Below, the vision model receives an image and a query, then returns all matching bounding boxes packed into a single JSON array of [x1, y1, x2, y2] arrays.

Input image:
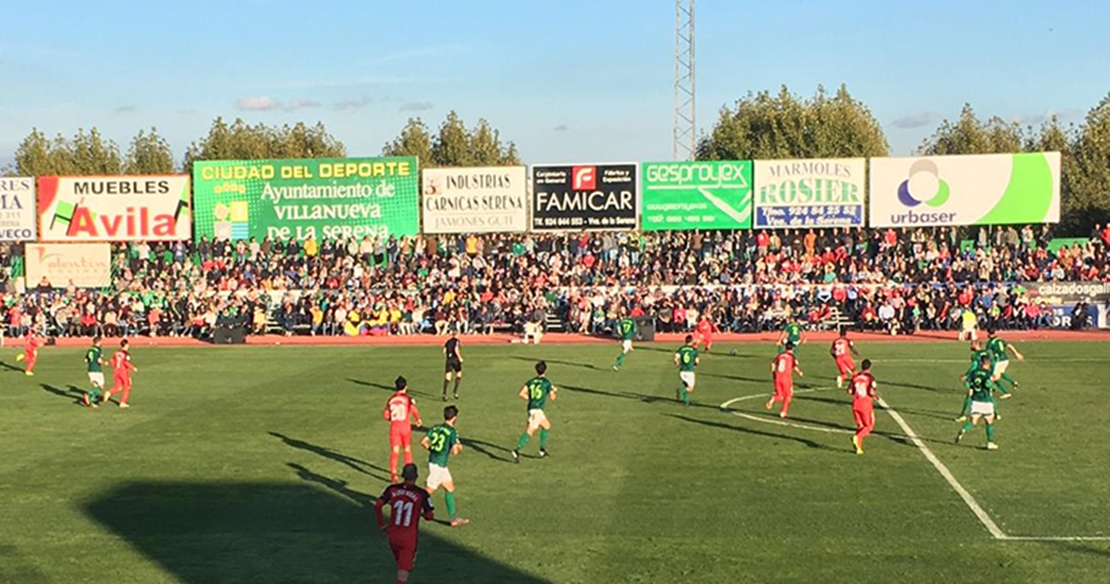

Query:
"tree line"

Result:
[[6, 87, 1110, 233]]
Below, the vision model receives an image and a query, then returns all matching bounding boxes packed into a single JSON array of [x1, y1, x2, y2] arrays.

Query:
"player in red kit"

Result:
[[104, 339, 139, 408], [766, 342, 803, 418], [693, 315, 718, 352], [830, 328, 861, 389], [14, 330, 43, 376], [849, 359, 878, 455], [384, 376, 423, 483], [375, 463, 434, 584]]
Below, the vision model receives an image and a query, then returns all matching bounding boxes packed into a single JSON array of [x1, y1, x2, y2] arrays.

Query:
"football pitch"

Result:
[[2, 340, 1108, 584]]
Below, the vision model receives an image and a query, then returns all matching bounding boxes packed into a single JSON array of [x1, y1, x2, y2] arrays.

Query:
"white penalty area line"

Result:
[[878, 397, 1110, 543]]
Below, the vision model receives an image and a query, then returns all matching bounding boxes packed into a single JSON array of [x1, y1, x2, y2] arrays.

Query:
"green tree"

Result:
[[382, 118, 434, 164], [917, 104, 1025, 155], [184, 118, 345, 172], [123, 127, 176, 174], [1068, 94, 1110, 232], [383, 111, 521, 167], [697, 84, 888, 160], [70, 128, 122, 175], [432, 110, 474, 167], [14, 127, 123, 176]]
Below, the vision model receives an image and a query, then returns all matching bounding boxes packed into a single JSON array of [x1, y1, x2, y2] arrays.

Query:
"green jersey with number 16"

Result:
[[525, 376, 554, 411]]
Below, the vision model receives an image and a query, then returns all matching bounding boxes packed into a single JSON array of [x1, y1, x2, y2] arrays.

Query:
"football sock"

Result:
[[679, 387, 690, 405], [515, 433, 530, 451], [89, 387, 102, 402], [402, 448, 414, 465], [445, 492, 457, 517], [985, 423, 995, 443], [453, 378, 461, 393], [442, 379, 449, 395], [960, 395, 972, 415], [389, 451, 399, 476], [1001, 373, 1017, 388], [614, 353, 626, 367], [961, 421, 974, 434], [539, 429, 549, 449]]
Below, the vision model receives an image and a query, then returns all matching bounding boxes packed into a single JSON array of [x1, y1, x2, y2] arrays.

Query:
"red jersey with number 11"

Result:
[[375, 483, 434, 540]]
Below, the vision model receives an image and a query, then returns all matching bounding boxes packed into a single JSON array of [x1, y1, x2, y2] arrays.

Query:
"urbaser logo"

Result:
[[572, 166, 596, 190]]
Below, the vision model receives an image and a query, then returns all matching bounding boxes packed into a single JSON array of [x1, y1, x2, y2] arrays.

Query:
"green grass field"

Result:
[[2, 339, 1108, 584]]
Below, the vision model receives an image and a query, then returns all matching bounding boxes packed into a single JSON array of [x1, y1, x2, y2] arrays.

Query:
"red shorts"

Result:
[[836, 358, 855, 376], [113, 377, 131, 389], [852, 407, 874, 428], [389, 535, 418, 571], [389, 425, 412, 448], [773, 377, 793, 397]]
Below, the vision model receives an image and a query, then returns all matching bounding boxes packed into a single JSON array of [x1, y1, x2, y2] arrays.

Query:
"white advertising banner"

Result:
[[0, 177, 36, 241], [754, 158, 865, 228], [869, 152, 1060, 227], [24, 243, 112, 288], [37, 175, 191, 241], [422, 167, 528, 233]]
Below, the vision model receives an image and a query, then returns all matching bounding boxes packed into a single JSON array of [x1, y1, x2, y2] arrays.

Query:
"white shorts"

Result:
[[427, 463, 453, 490], [992, 360, 1009, 376], [621, 339, 633, 352], [970, 401, 995, 418], [679, 371, 696, 388], [527, 409, 548, 431], [88, 372, 105, 386]]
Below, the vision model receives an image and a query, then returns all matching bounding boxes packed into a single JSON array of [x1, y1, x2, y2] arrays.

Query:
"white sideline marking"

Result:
[[721, 391, 1110, 542], [878, 397, 1110, 542], [876, 397, 1007, 539], [720, 388, 854, 435]]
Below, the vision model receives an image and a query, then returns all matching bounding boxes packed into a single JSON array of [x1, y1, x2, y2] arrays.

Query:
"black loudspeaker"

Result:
[[211, 326, 247, 345], [633, 316, 655, 342]]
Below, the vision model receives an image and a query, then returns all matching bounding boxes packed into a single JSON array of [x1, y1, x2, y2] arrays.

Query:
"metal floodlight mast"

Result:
[[674, 0, 696, 161]]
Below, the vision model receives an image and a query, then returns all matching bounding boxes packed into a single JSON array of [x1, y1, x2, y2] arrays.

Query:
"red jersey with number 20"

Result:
[[384, 392, 420, 427], [375, 483, 434, 540], [850, 371, 877, 410], [832, 338, 852, 359]]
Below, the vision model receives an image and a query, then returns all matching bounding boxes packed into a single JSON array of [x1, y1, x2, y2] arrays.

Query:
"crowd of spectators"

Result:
[[2, 223, 1109, 340]]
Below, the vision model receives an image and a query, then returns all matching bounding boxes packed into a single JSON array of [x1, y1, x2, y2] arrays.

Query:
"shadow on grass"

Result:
[[40, 384, 86, 406], [461, 437, 516, 463], [0, 361, 25, 373], [666, 413, 842, 452], [270, 432, 391, 481], [348, 378, 432, 398], [84, 474, 551, 584], [510, 355, 602, 372], [560, 384, 720, 411]]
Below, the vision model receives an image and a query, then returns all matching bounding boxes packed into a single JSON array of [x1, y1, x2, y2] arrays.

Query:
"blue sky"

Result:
[[1, 0, 1107, 167]]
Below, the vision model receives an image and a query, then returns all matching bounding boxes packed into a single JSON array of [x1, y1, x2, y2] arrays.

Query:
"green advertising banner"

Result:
[[641, 161, 752, 230], [192, 157, 419, 241]]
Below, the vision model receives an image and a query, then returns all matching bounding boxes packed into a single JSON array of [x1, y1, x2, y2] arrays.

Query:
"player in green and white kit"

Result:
[[512, 361, 557, 463], [421, 405, 468, 527], [612, 312, 637, 371], [82, 336, 107, 408], [674, 334, 700, 407], [778, 321, 805, 354], [986, 329, 1024, 392], [956, 340, 1005, 421], [956, 355, 1002, 450]]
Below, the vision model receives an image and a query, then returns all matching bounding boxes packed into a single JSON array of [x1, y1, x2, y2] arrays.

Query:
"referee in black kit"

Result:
[[443, 331, 464, 401]]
